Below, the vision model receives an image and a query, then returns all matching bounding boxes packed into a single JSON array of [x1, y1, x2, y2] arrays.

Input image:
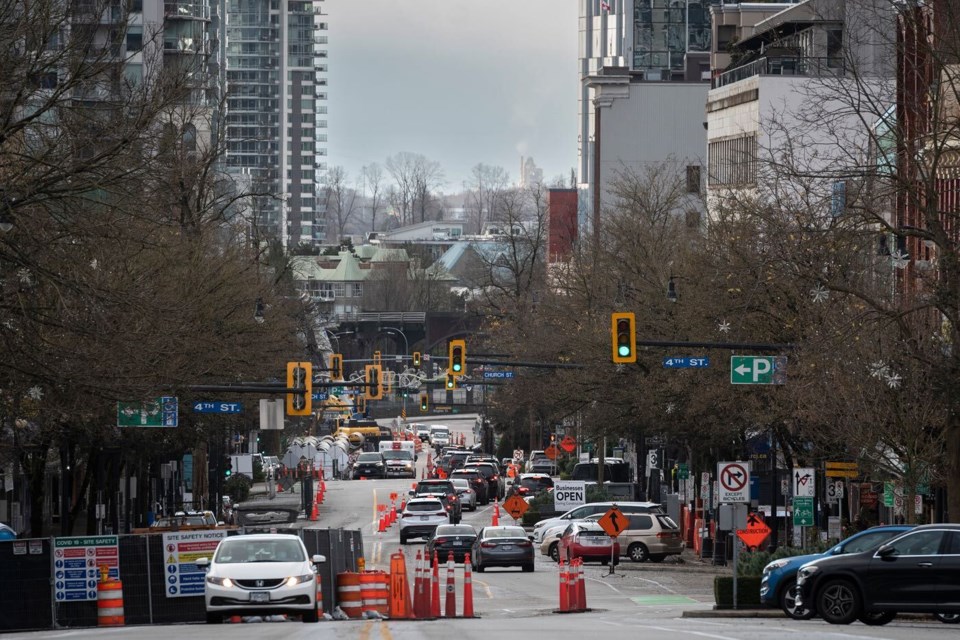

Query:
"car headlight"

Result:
[[797, 565, 819, 582], [763, 559, 791, 574], [286, 574, 315, 587], [207, 576, 234, 588]]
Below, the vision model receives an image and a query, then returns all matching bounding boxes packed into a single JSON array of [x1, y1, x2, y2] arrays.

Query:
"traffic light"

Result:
[[355, 394, 366, 415], [412, 351, 422, 368], [365, 364, 383, 400], [286, 361, 313, 416], [373, 350, 381, 365], [329, 353, 343, 380], [448, 339, 466, 377], [610, 312, 637, 364], [223, 455, 233, 479], [445, 373, 457, 390], [419, 392, 429, 412]]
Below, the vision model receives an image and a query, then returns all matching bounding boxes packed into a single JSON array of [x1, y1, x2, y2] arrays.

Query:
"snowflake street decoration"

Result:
[[810, 283, 830, 303], [885, 372, 902, 389], [90, 259, 99, 270], [665, 403, 676, 415], [868, 361, 888, 379], [890, 250, 910, 270], [17, 268, 32, 285], [26, 386, 43, 400], [717, 320, 731, 334]]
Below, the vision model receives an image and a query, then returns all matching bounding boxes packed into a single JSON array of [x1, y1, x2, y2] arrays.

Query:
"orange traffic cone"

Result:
[[557, 560, 569, 612], [413, 550, 425, 618], [389, 505, 397, 526], [463, 553, 475, 618], [310, 502, 318, 521], [444, 551, 456, 618], [492, 500, 500, 526], [431, 552, 441, 618], [575, 558, 586, 611], [378, 515, 386, 533]]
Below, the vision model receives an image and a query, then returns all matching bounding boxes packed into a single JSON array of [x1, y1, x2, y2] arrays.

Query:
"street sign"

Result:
[[482, 371, 514, 379], [553, 481, 586, 511], [717, 461, 750, 503], [883, 482, 895, 507], [793, 496, 814, 526], [826, 480, 844, 502], [503, 494, 528, 520], [544, 445, 559, 460], [311, 392, 328, 402], [677, 463, 689, 480], [793, 467, 815, 497], [192, 401, 243, 414], [598, 506, 628, 538], [117, 397, 178, 427], [825, 461, 859, 478], [730, 356, 787, 385], [560, 436, 576, 453], [662, 357, 710, 368], [736, 512, 771, 550]]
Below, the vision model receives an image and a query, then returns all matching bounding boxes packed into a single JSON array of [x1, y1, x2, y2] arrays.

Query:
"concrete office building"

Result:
[[224, 0, 328, 249]]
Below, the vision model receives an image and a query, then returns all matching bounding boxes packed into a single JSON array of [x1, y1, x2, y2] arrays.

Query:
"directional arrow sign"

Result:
[[793, 467, 815, 497], [730, 356, 787, 385], [717, 461, 750, 503], [598, 506, 627, 537]]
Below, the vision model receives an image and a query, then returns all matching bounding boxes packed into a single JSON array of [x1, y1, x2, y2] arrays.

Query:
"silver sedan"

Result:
[[451, 478, 477, 511]]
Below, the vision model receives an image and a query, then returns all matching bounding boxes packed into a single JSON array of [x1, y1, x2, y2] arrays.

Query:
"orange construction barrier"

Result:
[[444, 552, 456, 618], [360, 571, 389, 616], [557, 560, 569, 612], [336, 572, 363, 618], [388, 552, 413, 619], [462, 553, 475, 618], [574, 559, 587, 611], [413, 549, 426, 619], [431, 552, 441, 618], [96, 568, 124, 627], [492, 500, 500, 526]]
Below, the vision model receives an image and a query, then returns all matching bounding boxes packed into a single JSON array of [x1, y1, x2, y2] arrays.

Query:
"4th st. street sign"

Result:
[[730, 356, 788, 385], [192, 401, 243, 414]]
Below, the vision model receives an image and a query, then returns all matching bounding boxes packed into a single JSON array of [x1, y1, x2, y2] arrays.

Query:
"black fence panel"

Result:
[[300, 528, 364, 614], [0, 538, 53, 632]]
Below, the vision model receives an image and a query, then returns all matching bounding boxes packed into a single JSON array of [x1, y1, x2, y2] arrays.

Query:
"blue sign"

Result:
[[483, 371, 515, 379], [191, 401, 243, 414], [662, 357, 710, 369], [312, 392, 328, 402]]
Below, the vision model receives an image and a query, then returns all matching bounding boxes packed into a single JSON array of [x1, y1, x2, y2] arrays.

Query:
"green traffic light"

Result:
[[618, 345, 631, 357]]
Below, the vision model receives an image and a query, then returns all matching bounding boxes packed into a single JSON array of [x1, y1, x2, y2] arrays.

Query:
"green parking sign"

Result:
[[730, 356, 787, 385]]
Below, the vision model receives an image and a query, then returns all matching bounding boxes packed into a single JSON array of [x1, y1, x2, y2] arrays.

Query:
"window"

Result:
[[886, 531, 945, 556], [708, 134, 758, 187], [686, 165, 701, 194], [333, 283, 346, 297], [126, 26, 143, 52], [351, 283, 363, 298]]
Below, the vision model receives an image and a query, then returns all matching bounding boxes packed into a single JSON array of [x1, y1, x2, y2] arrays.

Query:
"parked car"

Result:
[[399, 498, 450, 544], [471, 526, 535, 572], [199, 533, 324, 623], [410, 479, 461, 523], [532, 501, 663, 543], [451, 478, 477, 511], [351, 452, 385, 479], [796, 524, 960, 625], [558, 521, 620, 565], [426, 524, 478, 564], [0, 523, 16, 540], [761, 525, 912, 619], [616, 512, 683, 563], [450, 469, 489, 504]]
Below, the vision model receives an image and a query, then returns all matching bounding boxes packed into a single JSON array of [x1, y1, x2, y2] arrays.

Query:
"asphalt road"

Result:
[[8, 415, 956, 638]]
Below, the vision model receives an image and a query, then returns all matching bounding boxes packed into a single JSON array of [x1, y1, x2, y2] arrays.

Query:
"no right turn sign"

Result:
[[717, 461, 750, 503]]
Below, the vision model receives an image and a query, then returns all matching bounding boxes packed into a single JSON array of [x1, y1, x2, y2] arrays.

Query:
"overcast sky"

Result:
[[327, 0, 579, 192]]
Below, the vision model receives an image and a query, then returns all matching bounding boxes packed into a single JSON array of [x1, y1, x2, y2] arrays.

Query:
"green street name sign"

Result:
[[793, 496, 814, 526], [730, 356, 787, 385]]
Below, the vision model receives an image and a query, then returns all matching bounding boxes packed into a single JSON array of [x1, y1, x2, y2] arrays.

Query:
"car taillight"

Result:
[[517, 541, 532, 548], [434, 538, 449, 545], [446, 505, 452, 511], [573, 535, 581, 544], [491, 475, 499, 481], [480, 542, 496, 548], [518, 487, 529, 494], [657, 532, 675, 539]]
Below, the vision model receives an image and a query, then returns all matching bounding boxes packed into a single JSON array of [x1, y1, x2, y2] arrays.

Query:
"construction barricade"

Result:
[[360, 571, 390, 616], [336, 572, 363, 618], [96, 566, 124, 627]]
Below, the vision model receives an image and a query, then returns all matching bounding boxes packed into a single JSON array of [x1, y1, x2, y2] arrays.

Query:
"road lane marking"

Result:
[[473, 578, 494, 599], [359, 620, 372, 640], [644, 624, 742, 640], [380, 621, 394, 640], [634, 576, 682, 595]]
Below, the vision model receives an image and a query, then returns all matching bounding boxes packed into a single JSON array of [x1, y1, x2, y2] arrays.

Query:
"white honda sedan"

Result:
[[199, 534, 325, 623]]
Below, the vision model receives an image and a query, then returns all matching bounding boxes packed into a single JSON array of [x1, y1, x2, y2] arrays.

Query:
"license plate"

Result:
[[251, 592, 269, 603], [421, 515, 428, 521], [501, 544, 512, 549], [453, 540, 461, 546]]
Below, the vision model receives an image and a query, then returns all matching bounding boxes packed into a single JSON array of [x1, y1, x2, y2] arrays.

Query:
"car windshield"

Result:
[[357, 453, 381, 462], [214, 539, 305, 563], [520, 476, 553, 490], [842, 529, 907, 553], [451, 479, 470, 491], [382, 451, 412, 461], [483, 527, 526, 539], [407, 501, 443, 512], [437, 525, 476, 536]]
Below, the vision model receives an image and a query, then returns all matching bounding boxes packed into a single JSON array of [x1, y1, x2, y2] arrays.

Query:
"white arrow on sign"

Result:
[[735, 359, 772, 381]]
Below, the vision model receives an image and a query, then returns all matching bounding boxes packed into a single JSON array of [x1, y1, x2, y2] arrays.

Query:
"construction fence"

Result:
[[0, 528, 363, 633]]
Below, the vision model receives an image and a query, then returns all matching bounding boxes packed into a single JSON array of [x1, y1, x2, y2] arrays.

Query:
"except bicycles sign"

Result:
[[717, 461, 750, 503]]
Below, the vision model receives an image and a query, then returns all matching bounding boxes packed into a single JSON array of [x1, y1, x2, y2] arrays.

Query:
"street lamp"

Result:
[[380, 327, 409, 357]]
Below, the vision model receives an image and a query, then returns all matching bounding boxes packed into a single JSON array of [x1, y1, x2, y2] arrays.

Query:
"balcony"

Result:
[[712, 56, 844, 90], [164, 1, 211, 20]]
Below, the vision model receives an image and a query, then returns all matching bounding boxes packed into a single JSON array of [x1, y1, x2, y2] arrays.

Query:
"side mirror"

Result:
[[408, 489, 416, 496], [312, 554, 327, 564], [197, 557, 210, 570], [877, 544, 896, 558]]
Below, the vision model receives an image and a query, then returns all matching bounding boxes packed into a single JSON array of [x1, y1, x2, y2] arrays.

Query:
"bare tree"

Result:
[[323, 165, 358, 241], [385, 152, 417, 225], [464, 163, 509, 234], [361, 163, 385, 233]]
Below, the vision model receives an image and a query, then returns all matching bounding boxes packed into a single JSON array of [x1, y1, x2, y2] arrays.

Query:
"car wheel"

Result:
[[475, 562, 484, 573], [400, 534, 407, 545], [522, 564, 534, 573], [549, 543, 561, 563], [628, 543, 649, 563], [303, 608, 319, 623], [858, 611, 895, 626], [779, 579, 814, 620], [205, 613, 222, 624], [816, 579, 861, 625], [936, 613, 960, 624]]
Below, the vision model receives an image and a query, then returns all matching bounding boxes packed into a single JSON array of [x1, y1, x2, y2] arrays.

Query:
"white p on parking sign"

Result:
[[553, 481, 586, 511]]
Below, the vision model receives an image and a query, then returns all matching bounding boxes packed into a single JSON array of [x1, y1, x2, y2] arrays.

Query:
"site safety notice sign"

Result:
[[53, 536, 119, 602], [163, 530, 227, 597]]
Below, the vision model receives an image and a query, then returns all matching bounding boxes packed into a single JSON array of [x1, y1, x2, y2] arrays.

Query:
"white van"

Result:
[[429, 425, 450, 447], [379, 440, 416, 459]]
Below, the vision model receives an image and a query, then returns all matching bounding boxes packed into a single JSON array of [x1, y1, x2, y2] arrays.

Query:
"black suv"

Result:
[[352, 452, 385, 479], [450, 469, 489, 504], [410, 479, 462, 524], [464, 463, 504, 501]]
